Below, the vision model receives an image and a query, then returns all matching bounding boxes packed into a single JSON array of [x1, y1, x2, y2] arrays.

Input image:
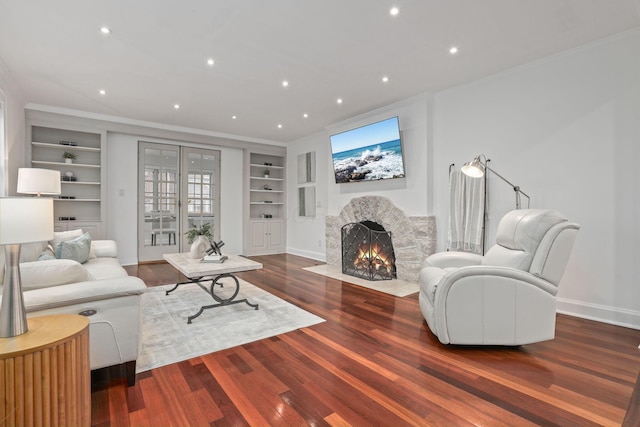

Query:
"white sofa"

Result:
[[419, 209, 580, 346], [0, 230, 146, 385]]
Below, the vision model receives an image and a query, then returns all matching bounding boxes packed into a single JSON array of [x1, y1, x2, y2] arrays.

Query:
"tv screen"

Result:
[[330, 116, 405, 183]]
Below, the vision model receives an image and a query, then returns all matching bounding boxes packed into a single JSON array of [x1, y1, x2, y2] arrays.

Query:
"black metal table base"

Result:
[[165, 272, 259, 324]]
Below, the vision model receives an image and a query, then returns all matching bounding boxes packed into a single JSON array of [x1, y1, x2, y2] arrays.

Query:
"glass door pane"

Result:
[[138, 142, 180, 261], [182, 148, 220, 249]]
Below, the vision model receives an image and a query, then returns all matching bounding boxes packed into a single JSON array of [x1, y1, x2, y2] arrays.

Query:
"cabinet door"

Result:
[[268, 221, 284, 251], [250, 221, 268, 252]]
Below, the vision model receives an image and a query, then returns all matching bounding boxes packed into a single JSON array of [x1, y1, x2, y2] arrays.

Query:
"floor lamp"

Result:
[[0, 197, 54, 337], [461, 154, 530, 209]]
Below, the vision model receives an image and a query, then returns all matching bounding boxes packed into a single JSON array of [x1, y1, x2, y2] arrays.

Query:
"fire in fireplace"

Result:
[[341, 220, 396, 281]]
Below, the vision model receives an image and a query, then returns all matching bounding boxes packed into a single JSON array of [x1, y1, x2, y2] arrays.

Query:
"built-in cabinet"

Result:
[[244, 151, 286, 255], [27, 122, 107, 239]]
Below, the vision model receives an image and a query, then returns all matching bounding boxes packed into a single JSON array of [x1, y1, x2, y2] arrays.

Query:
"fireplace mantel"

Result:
[[326, 196, 436, 283]]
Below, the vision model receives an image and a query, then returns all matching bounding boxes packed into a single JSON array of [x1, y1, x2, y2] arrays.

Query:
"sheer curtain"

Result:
[[448, 168, 485, 254]]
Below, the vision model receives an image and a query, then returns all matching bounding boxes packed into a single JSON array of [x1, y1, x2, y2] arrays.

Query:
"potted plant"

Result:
[[63, 151, 77, 164], [185, 222, 213, 258], [263, 168, 271, 178]]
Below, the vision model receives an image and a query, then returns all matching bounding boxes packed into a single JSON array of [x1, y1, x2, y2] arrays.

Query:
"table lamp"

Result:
[[17, 168, 61, 197], [0, 197, 54, 337]]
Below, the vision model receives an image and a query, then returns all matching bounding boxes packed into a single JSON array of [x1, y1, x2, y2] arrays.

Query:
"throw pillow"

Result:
[[55, 232, 92, 264], [50, 229, 84, 249]]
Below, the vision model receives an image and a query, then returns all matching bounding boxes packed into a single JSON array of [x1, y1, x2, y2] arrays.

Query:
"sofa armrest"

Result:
[[91, 240, 118, 258], [422, 251, 484, 269], [22, 276, 146, 312]]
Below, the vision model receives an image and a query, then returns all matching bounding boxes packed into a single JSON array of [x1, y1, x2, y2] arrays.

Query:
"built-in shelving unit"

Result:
[[244, 151, 286, 255], [27, 123, 107, 239]]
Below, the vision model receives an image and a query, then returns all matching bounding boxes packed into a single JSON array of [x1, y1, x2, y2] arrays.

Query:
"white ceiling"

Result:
[[1, 0, 639, 144]]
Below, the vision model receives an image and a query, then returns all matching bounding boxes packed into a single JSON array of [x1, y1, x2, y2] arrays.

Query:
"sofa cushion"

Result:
[[56, 232, 92, 264], [20, 259, 93, 291], [84, 257, 128, 280]]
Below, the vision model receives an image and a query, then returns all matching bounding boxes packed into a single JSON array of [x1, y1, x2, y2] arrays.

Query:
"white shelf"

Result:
[[32, 142, 101, 152], [250, 202, 284, 205], [250, 176, 283, 181], [32, 160, 100, 168], [29, 123, 106, 239], [250, 163, 284, 169], [61, 181, 100, 185], [250, 189, 284, 193]]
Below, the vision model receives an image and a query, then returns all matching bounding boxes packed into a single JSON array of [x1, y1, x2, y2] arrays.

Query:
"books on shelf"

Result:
[[201, 255, 228, 263]]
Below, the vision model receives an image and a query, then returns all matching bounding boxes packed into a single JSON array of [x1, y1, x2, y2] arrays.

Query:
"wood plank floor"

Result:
[[91, 254, 640, 426]]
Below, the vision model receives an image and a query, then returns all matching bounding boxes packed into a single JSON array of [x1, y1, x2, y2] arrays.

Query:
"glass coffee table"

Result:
[[163, 253, 263, 324]]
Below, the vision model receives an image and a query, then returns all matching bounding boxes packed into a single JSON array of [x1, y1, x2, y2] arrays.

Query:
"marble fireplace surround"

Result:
[[325, 196, 436, 283]]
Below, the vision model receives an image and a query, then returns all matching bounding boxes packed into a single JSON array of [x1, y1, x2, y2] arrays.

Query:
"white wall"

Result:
[[286, 132, 329, 260], [107, 133, 244, 265], [0, 58, 27, 195], [286, 95, 432, 260], [434, 30, 640, 329], [288, 29, 640, 329], [326, 96, 431, 217]]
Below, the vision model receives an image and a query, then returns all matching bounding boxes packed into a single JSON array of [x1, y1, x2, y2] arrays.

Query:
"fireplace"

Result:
[[326, 196, 436, 283], [342, 220, 396, 281]]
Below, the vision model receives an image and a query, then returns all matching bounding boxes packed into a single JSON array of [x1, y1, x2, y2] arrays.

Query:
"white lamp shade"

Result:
[[0, 198, 54, 244], [461, 158, 485, 178], [17, 168, 61, 195]]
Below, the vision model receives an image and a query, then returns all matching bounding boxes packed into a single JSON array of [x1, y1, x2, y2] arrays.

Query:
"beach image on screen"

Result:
[[330, 117, 405, 183]]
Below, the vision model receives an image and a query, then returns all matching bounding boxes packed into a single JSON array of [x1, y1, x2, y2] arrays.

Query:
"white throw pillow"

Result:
[[51, 229, 96, 260], [20, 259, 93, 291], [55, 232, 92, 264], [50, 229, 84, 249]]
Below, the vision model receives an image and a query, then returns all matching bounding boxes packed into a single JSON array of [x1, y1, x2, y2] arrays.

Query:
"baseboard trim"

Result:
[[557, 297, 640, 330], [286, 247, 326, 262]]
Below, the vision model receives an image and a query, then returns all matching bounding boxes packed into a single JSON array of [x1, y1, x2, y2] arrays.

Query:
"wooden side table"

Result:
[[0, 314, 90, 427]]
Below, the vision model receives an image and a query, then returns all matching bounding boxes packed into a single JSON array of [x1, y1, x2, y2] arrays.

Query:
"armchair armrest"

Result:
[[423, 251, 484, 269], [434, 266, 559, 345], [91, 240, 118, 258]]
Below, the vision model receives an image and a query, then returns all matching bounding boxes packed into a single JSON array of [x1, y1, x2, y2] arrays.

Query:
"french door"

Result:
[[138, 142, 220, 262]]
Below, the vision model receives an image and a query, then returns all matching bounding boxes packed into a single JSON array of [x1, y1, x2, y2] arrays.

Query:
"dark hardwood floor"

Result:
[[91, 254, 640, 426]]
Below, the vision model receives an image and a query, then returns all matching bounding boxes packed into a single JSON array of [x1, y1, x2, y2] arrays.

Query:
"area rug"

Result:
[[137, 279, 325, 373], [303, 264, 419, 297]]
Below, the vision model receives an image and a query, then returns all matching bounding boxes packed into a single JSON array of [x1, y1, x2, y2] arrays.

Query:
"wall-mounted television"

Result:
[[330, 116, 405, 183]]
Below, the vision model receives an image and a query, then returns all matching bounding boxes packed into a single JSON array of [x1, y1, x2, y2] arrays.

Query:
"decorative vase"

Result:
[[189, 235, 209, 259], [65, 158, 73, 164]]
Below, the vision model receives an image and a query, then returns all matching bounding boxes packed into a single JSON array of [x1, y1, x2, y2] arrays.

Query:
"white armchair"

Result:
[[419, 209, 579, 345]]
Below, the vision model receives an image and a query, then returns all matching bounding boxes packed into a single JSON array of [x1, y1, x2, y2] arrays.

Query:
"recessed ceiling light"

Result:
[[449, 46, 459, 55], [337, 98, 343, 104], [232, 115, 237, 120], [173, 104, 180, 109], [277, 124, 283, 129], [99, 89, 106, 95], [382, 76, 389, 83], [389, 6, 399, 16], [303, 113, 309, 118], [282, 80, 289, 88], [207, 58, 215, 66], [100, 26, 111, 35]]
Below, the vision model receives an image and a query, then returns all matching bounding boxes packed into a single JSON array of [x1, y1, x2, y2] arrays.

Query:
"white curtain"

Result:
[[448, 168, 485, 254]]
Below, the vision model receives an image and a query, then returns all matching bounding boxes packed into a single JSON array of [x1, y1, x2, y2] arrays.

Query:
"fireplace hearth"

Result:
[[342, 220, 396, 281]]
